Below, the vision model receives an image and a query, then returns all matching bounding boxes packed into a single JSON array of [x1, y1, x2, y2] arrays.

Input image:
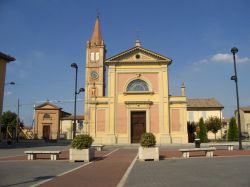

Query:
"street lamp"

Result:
[[230, 47, 243, 150], [71, 63, 85, 139], [5, 82, 15, 85]]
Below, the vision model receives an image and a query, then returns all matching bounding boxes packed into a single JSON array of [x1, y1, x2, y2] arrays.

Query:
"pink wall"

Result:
[[117, 73, 158, 92], [97, 109, 105, 132], [143, 74, 158, 92], [150, 104, 159, 133], [116, 104, 127, 133], [172, 109, 180, 131]]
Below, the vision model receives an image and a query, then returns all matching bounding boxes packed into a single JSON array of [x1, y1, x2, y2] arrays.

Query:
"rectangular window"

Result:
[[201, 111, 206, 120], [90, 52, 95, 61], [189, 112, 194, 123], [95, 52, 99, 61]]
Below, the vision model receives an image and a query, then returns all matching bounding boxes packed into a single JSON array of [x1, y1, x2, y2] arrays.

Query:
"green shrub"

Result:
[[227, 117, 238, 141], [71, 134, 93, 149], [198, 118, 208, 143], [140, 132, 156, 147]]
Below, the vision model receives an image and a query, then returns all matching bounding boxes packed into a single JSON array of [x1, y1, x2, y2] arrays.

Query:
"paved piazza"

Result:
[[124, 156, 250, 187]]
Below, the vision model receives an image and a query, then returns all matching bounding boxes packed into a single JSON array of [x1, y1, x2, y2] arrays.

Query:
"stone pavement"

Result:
[[1, 143, 250, 187], [124, 156, 250, 187]]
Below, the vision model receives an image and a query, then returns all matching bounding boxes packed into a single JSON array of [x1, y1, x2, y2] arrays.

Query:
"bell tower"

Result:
[[84, 16, 106, 131], [85, 16, 106, 98]]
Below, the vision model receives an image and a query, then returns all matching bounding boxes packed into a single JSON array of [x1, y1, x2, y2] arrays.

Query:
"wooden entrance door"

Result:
[[43, 125, 50, 140], [131, 111, 146, 143]]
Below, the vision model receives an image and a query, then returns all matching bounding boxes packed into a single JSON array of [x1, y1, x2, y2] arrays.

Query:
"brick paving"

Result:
[[40, 149, 137, 187]]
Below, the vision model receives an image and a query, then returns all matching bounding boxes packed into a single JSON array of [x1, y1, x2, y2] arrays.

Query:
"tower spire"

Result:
[[181, 81, 186, 96], [90, 16, 103, 46]]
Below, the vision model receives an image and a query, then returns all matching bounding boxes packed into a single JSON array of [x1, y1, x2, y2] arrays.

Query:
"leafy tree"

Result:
[[187, 121, 197, 142], [205, 116, 222, 140], [227, 117, 238, 141], [0, 111, 18, 138], [198, 117, 208, 143]]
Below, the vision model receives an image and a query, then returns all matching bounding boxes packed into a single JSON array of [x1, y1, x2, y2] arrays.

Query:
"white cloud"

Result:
[[194, 53, 250, 66], [211, 53, 232, 62]]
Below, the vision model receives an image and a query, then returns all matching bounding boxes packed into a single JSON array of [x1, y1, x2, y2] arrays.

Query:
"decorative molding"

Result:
[[170, 101, 187, 105], [124, 101, 153, 105], [123, 91, 154, 95], [89, 101, 108, 105]]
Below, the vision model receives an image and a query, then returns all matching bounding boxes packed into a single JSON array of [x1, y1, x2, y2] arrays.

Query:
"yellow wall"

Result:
[[239, 110, 250, 134], [0, 59, 7, 115], [34, 106, 60, 140], [187, 109, 224, 139]]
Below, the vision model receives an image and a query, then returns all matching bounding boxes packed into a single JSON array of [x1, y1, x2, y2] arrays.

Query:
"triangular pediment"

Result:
[[105, 46, 172, 65], [35, 102, 61, 110]]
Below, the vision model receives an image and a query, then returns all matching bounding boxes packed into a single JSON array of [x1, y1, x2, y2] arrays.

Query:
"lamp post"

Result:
[[230, 47, 243, 150], [71, 63, 85, 139], [16, 98, 20, 143]]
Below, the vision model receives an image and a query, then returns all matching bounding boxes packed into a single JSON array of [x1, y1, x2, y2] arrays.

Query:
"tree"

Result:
[[205, 116, 222, 140], [0, 111, 18, 139], [227, 117, 238, 141], [198, 117, 208, 143]]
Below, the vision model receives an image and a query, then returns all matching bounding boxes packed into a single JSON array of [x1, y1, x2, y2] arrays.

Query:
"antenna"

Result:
[[96, 8, 100, 18]]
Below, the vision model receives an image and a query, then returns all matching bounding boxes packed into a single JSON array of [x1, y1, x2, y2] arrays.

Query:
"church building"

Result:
[[84, 16, 188, 144]]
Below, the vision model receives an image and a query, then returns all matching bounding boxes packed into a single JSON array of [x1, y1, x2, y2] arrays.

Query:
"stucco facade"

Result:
[[187, 98, 224, 140], [83, 17, 188, 144], [238, 107, 250, 135], [0, 52, 15, 115], [34, 102, 84, 140]]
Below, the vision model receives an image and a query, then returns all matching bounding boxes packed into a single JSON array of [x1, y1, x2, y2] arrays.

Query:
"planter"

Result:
[[138, 146, 159, 161], [69, 148, 95, 162]]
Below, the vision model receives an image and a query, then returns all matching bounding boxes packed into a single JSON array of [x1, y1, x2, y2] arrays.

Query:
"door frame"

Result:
[[128, 109, 150, 143], [42, 124, 51, 140], [130, 111, 146, 143]]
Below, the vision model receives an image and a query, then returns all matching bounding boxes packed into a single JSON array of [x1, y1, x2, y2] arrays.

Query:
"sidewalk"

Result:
[[1, 145, 250, 187]]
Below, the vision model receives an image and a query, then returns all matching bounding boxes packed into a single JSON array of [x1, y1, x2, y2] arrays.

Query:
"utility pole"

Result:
[[16, 98, 20, 143]]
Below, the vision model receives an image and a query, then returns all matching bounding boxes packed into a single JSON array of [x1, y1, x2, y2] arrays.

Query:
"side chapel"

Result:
[[84, 16, 188, 144]]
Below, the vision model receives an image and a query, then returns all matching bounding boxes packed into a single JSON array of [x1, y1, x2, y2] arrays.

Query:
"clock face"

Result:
[[90, 71, 99, 79]]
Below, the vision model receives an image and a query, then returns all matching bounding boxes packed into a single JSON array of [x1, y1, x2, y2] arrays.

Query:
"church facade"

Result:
[[84, 17, 188, 144]]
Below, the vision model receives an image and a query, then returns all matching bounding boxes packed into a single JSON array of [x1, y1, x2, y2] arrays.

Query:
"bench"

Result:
[[24, 151, 61, 160], [179, 148, 216, 158], [91, 144, 104, 151], [209, 144, 234, 151]]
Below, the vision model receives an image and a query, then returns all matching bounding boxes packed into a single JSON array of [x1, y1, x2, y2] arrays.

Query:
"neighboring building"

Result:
[[60, 115, 84, 139], [0, 52, 15, 115], [187, 98, 224, 140], [34, 102, 84, 140], [238, 106, 250, 135], [83, 16, 188, 145]]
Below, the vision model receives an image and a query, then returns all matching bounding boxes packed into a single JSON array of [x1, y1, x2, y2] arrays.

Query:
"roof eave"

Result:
[[0, 52, 16, 62]]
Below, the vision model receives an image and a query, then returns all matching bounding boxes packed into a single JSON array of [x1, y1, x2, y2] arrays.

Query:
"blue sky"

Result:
[[1, 0, 250, 126]]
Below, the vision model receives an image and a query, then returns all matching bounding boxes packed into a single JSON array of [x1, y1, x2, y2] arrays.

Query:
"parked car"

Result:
[[241, 132, 249, 140]]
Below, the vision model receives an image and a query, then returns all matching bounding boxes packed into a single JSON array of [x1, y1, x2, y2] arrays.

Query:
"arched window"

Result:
[[127, 79, 149, 92], [43, 113, 51, 120]]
